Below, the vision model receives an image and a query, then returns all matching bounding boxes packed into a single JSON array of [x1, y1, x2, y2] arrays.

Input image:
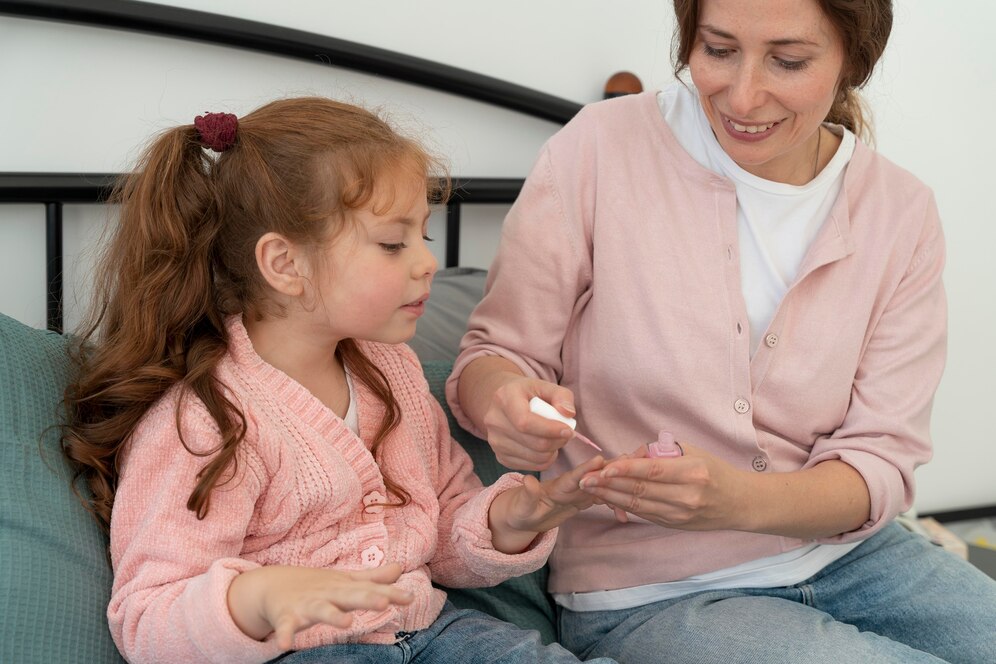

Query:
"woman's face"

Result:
[[688, 0, 845, 184]]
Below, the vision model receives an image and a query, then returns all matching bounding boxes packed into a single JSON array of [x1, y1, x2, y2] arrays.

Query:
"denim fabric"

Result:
[[268, 602, 616, 663], [558, 523, 996, 663]]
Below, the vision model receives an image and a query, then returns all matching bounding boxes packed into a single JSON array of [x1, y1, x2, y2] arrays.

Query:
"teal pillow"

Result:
[[0, 314, 124, 663], [421, 360, 557, 645]]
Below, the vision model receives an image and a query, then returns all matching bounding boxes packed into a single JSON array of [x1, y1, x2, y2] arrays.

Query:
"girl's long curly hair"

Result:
[[63, 97, 449, 530]]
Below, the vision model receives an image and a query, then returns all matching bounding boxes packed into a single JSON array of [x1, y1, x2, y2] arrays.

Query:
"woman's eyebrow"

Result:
[[699, 24, 820, 47]]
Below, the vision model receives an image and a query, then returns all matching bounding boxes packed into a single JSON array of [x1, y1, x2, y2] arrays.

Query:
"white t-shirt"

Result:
[[553, 84, 861, 612], [668, 83, 856, 354], [344, 371, 358, 435]]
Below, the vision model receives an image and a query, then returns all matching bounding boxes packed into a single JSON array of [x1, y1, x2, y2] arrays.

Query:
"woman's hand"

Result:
[[227, 563, 414, 650], [489, 455, 607, 553], [580, 443, 873, 538], [483, 375, 580, 471], [578, 442, 751, 531]]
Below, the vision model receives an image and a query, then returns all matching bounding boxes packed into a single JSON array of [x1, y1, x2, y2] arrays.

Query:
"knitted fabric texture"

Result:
[[108, 317, 554, 664]]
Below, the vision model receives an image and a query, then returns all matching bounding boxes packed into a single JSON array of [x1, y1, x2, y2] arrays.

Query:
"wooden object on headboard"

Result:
[[604, 71, 644, 99]]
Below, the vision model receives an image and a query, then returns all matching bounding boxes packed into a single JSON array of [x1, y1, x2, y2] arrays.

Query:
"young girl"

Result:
[[63, 98, 613, 664]]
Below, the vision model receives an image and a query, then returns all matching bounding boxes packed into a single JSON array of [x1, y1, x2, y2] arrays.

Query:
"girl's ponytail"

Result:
[[64, 122, 240, 529]]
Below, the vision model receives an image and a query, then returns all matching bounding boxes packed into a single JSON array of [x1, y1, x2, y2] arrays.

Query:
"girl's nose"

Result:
[[415, 238, 438, 280]]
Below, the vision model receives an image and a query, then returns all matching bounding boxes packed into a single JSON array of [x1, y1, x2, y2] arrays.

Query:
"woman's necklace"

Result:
[[812, 126, 823, 180]]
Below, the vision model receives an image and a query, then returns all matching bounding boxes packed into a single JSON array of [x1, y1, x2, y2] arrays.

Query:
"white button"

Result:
[[752, 456, 768, 472], [363, 490, 385, 514], [765, 334, 778, 348], [361, 545, 384, 567], [734, 398, 751, 414]]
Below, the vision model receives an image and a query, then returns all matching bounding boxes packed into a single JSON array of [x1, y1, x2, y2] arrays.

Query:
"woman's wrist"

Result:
[[738, 461, 871, 539], [458, 356, 523, 432]]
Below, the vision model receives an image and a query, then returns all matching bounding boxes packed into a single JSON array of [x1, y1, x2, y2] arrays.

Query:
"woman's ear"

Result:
[[255, 232, 308, 297]]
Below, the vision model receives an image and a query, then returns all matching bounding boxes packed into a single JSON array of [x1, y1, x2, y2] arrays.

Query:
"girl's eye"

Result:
[[702, 43, 732, 59], [776, 58, 809, 72], [380, 242, 406, 254]]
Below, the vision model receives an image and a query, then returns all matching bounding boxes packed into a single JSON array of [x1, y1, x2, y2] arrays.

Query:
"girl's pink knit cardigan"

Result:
[[107, 317, 554, 664]]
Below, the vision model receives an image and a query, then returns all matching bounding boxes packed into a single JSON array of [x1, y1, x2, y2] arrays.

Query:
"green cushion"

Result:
[[421, 360, 557, 645], [0, 313, 125, 663]]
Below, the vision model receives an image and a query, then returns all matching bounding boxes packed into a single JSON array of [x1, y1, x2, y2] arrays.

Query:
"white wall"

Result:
[[0, 0, 992, 513]]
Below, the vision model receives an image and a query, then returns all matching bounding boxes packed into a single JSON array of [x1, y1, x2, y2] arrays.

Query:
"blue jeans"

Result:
[[558, 522, 996, 663], [268, 602, 616, 663]]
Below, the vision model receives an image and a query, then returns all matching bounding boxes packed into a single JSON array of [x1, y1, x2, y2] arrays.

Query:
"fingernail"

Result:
[[601, 468, 617, 478], [559, 428, 574, 439], [561, 403, 576, 415]]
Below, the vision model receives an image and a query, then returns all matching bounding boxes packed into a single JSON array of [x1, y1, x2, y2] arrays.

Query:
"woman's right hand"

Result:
[[483, 376, 578, 471], [227, 562, 413, 650]]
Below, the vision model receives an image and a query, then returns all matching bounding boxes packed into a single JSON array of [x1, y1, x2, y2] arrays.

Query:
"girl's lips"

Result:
[[401, 296, 428, 315]]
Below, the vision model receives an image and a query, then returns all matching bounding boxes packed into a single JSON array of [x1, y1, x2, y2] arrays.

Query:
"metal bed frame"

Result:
[[0, 0, 583, 333]]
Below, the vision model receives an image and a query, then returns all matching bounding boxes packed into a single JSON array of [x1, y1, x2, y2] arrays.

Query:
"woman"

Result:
[[446, 0, 996, 661]]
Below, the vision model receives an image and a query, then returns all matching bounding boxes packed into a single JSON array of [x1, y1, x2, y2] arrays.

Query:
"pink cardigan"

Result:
[[446, 91, 946, 594], [108, 318, 554, 664]]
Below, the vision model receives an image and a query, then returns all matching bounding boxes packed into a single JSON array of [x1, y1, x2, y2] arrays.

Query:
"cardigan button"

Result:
[[363, 490, 386, 514], [752, 456, 768, 472], [360, 545, 384, 568], [765, 334, 779, 348], [734, 398, 751, 414]]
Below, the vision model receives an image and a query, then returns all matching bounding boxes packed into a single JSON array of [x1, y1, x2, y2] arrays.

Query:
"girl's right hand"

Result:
[[483, 376, 578, 471], [227, 562, 413, 650]]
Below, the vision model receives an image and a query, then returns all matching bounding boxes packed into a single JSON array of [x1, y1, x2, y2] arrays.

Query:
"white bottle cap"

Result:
[[528, 397, 576, 430]]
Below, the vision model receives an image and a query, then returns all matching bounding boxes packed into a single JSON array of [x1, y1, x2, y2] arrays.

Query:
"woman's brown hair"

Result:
[[671, 0, 893, 142], [63, 97, 449, 529]]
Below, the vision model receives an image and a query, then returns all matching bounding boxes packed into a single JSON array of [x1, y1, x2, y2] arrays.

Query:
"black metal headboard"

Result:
[[0, 0, 583, 332]]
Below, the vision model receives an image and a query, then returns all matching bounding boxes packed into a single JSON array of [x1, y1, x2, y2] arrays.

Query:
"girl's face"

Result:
[[689, 0, 845, 184], [310, 173, 437, 346]]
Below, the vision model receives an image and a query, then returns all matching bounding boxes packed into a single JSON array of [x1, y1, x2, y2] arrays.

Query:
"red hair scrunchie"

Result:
[[194, 112, 238, 152]]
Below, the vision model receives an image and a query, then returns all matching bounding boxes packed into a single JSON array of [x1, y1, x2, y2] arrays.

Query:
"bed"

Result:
[[0, 1, 595, 661]]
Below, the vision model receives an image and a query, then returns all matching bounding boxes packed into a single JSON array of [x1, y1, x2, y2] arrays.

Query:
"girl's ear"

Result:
[[255, 232, 308, 297]]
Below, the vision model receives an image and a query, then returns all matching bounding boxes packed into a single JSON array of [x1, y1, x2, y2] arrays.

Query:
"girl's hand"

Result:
[[489, 455, 606, 553], [578, 442, 750, 531], [483, 376, 579, 471], [227, 563, 413, 650]]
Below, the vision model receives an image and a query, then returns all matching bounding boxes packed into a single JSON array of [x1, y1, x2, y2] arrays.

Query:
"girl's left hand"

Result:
[[578, 442, 751, 531], [489, 455, 606, 553]]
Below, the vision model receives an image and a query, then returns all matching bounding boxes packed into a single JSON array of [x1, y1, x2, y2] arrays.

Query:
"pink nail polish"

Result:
[[647, 431, 682, 458], [571, 431, 603, 452]]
